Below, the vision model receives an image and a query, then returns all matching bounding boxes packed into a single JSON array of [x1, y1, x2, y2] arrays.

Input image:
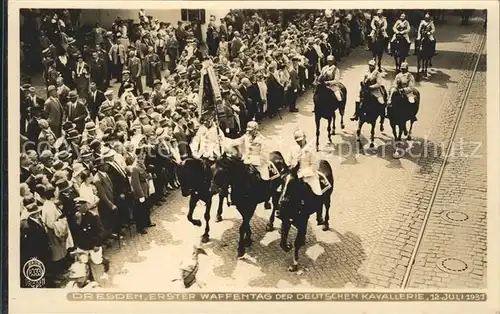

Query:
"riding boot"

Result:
[[350, 101, 360, 121]]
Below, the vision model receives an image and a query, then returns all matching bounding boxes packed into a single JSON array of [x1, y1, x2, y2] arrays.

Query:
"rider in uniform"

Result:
[[318, 55, 343, 102], [351, 59, 386, 121], [390, 13, 411, 51], [387, 62, 416, 106], [369, 10, 389, 42], [416, 13, 437, 56], [190, 111, 225, 174], [232, 120, 272, 209], [287, 129, 329, 196]]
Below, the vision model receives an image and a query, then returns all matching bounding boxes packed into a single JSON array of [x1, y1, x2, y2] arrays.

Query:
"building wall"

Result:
[[78, 9, 229, 41]]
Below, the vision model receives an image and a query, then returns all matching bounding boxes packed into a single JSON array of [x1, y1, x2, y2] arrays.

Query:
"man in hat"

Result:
[[175, 21, 188, 53], [288, 56, 301, 112], [26, 86, 46, 107], [118, 70, 137, 97], [230, 31, 243, 61], [131, 144, 155, 234], [146, 46, 163, 88], [369, 10, 389, 42], [87, 82, 106, 122], [109, 37, 127, 83], [44, 85, 65, 138], [191, 111, 225, 162], [93, 154, 120, 240], [44, 59, 59, 88], [304, 39, 320, 86], [318, 55, 344, 102], [390, 13, 411, 49], [387, 61, 416, 106], [89, 50, 108, 91], [20, 203, 52, 287], [351, 59, 387, 121], [56, 76, 71, 109], [416, 13, 437, 56], [26, 103, 43, 149], [127, 49, 143, 94], [154, 33, 166, 70], [66, 90, 88, 133], [151, 79, 164, 107], [66, 129, 82, 158]]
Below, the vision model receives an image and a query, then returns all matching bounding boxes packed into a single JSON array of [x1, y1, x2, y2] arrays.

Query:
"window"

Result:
[[181, 9, 206, 24]]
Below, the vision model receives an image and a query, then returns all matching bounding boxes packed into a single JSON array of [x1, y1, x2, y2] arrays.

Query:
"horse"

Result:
[[177, 157, 229, 243], [387, 88, 420, 145], [416, 31, 434, 80], [278, 160, 334, 272], [370, 28, 388, 71], [355, 82, 387, 148], [210, 152, 284, 258], [313, 80, 348, 152], [391, 34, 411, 72]]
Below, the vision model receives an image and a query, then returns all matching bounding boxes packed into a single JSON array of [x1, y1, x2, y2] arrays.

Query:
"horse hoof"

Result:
[[380, 125, 384, 132], [316, 146, 319, 152], [369, 143, 375, 148], [266, 223, 274, 232], [341, 124, 345, 129], [288, 264, 299, 272], [201, 234, 210, 243], [227, 201, 232, 207], [236, 250, 245, 259], [280, 242, 292, 252], [243, 238, 253, 248], [216, 216, 223, 222], [191, 219, 202, 227], [322, 223, 330, 231], [403, 130, 408, 136], [264, 202, 272, 210], [407, 136, 412, 141], [317, 218, 325, 226]]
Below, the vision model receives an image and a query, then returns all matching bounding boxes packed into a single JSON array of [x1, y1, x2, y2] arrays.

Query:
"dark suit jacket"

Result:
[[73, 211, 105, 250], [89, 58, 107, 88], [289, 67, 300, 90], [151, 90, 163, 107], [20, 167, 31, 183], [67, 101, 88, 132], [87, 89, 106, 120], [20, 218, 52, 267], [94, 171, 115, 211], [26, 118, 41, 145], [44, 97, 64, 137], [130, 164, 149, 200], [107, 161, 132, 202]]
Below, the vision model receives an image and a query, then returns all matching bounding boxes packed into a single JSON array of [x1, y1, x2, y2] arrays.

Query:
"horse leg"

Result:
[[216, 192, 224, 222], [315, 116, 321, 152], [407, 120, 415, 141], [266, 205, 276, 232], [380, 106, 386, 132], [237, 215, 248, 258], [243, 211, 253, 248], [289, 223, 307, 272], [356, 120, 363, 148], [187, 195, 202, 226], [280, 220, 292, 252], [339, 107, 345, 129], [326, 117, 332, 143], [370, 122, 375, 148], [377, 53, 382, 71], [201, 198, 212, 243], [391, 121, 398, 141], [322, 197, 331, 231]]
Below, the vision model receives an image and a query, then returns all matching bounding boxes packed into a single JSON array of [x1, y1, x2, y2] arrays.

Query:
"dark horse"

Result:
[[278, 160, 334, 272], [370, 28, 388, 71], [177, 157, 229, 243], [391, 34, 410, 72], [387, 88, 420, 146], [313, 81, 348, 151], [355, 82, 387, 148], [210, 152, 284, 258], [416, 31, 434, 80]]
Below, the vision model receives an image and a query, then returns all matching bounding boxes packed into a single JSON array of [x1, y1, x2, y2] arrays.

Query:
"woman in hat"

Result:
[[73, 54, 90, 97], [38, 184, 75, 277], [55, 47, 75, 89]]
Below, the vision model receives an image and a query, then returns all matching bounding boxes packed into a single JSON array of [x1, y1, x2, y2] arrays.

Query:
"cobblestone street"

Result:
[[89, 15, 488, 290]]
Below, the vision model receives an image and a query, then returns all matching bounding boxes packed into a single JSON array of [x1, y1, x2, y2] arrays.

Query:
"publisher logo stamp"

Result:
[[22, 258, 46, 288]]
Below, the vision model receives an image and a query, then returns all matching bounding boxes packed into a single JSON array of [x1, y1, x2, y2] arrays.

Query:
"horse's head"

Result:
[[209, 153, 236, 195], [277, 164, 302, 211]]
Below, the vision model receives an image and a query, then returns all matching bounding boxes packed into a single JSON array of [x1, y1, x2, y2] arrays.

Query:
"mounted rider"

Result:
[[318, 55, 344, 102], [390, 13, 411, 49], [190, 111, 225, 172], [287, 129, 330, 196], [369, 10, 389, 41], [416, 13, 437, 55], [351, 59, 386, 121], [387, 62, 416, 105], [231, 120, 272, 208]]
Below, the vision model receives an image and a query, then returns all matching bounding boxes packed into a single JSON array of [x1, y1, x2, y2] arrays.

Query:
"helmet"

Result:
[[401, 62, 409, 69], [400, 13, 406, 19], [425, 13, 431, 19], [246, 120, 259, 132], [377, 9, 383, 15], [368, 60, 376, 66], [293, 129, 305, 141]]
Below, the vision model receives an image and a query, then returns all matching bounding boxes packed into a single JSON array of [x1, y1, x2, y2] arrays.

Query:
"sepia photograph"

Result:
[[11, 2, 497, 305]]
